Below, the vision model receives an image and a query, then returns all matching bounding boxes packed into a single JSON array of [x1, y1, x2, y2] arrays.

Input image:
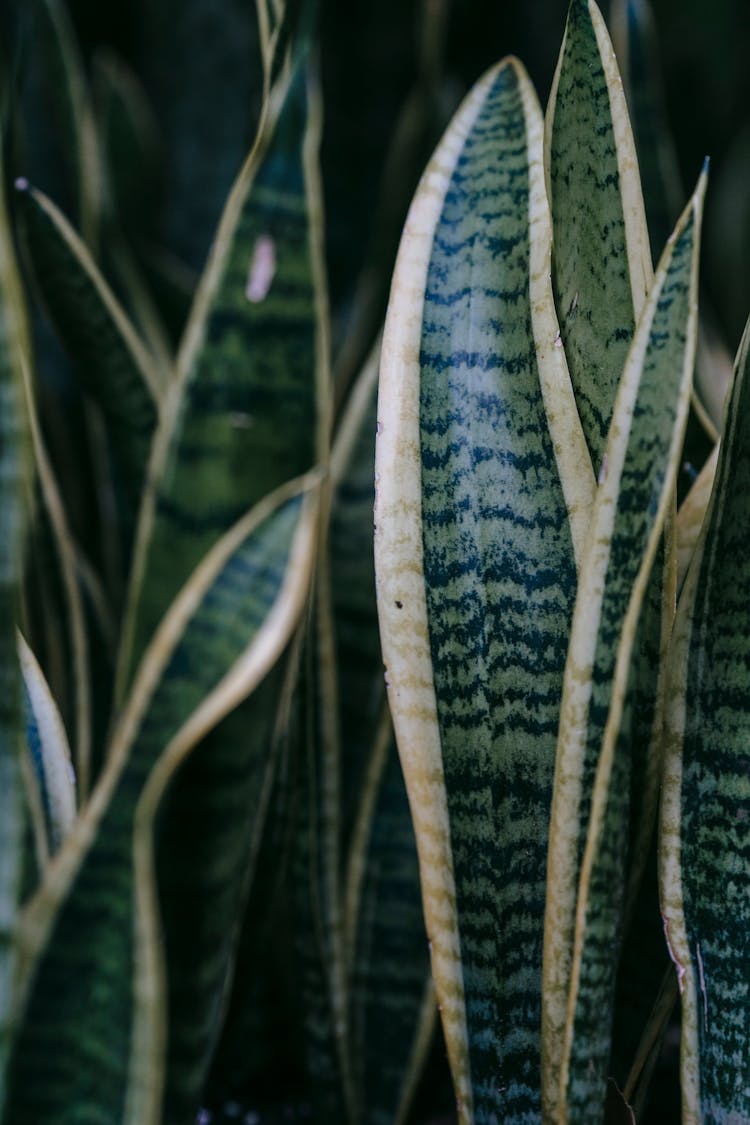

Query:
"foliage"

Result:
[[0, 1, 747, 1124]]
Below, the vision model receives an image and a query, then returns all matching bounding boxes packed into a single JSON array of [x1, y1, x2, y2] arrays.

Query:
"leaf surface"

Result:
[[660, 313, 750, 1123], [376, 55, 593, 1123], [544, 171, 705, 1122]]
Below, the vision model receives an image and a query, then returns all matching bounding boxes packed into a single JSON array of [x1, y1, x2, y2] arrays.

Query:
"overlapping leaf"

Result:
[[119, 49, 328, 696], [660, 314, 750, 1123], [544, 172, 705, 1123], [376, 55, 594, 1124], [6, 475, 319, 1125]]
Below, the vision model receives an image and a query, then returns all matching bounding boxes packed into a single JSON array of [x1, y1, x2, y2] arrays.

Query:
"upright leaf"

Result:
[[119, 51, 328, 695], [545, 0, 652, 475], [376, 56, 594, 1124], [660, 314, 750, 1123], [543, 172, 705, 1122], [17, 185, 161, 537], [7, 476, 319, 1125]]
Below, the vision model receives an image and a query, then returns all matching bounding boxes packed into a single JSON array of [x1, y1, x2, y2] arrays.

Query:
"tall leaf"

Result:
[[543, 171, 706, 1122], [6, 476, 319, 1125], [545, 0, 652, 476], [119, 50, 329, 696], [660, 314, 750, 1123], [376, 56, 594, 1124]]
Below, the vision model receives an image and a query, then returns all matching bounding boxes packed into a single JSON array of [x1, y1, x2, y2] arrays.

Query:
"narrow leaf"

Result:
[[545, 0, 652, 475], [18, 631, 75, 856], [543, 171, 706, 1122], [660, 312, 750, 1123], [376, 56, 593, 1123], [7, 475, 319, 1125], [119, 50, 329, 696], [17, 184, 161, 524]]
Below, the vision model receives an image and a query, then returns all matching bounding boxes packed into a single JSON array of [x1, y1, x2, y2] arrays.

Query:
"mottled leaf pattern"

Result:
[[661, 314, 750, 1124], [120, 52, 327, 693], [545, 0, 652, 476], [6, 479, 318, 1125], [544, 173, 705, 1122]]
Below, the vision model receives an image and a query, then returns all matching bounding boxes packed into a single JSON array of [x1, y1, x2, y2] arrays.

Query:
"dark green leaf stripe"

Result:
[[120, 51, 327, 694], [7, 483, 314, 1124], [17, 186, 160, 519], [661, 314, 750, 1122], [545, 175, 705, 1122], [546, 0, 651, 476], [0, 170, 29, 1114], [419, 60, 579, 1122], [349, 717, 433, 1125]]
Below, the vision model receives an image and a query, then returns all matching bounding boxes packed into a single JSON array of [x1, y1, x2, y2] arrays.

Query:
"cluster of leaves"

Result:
[[0, 1, 446, 1123], [0, 0, 749, 1123], [375, 0, 750, 1123]]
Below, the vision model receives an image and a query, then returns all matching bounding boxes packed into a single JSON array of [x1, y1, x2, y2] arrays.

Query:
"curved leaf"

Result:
[[376, 55, 593, 1124], [18, 631, 75, 857], [543, 171, 705, 1122], [660, 313, 750, 1123], [17, 184, 161, 526], [7, 475, 319, 1125], [119, 50, 329, 697]]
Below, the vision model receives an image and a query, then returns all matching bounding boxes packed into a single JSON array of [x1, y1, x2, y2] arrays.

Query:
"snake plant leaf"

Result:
[[7, 474, 319, 1125], [18, 631, 75, 857], [329, 344, 434, 1122], [0, 166, 30, 1117], [119, 49, 328, 698], [544, 170, 706, 1123], [24, 0, 100, 248], [675, 442, 718, 592], [610, 0, 733, 438], [17, 184, 161, 534], [545, 0, 652, 476], [155, 659, 289, 1123], [346, 709, 435, 1125], [660, 313, 750, 1123], [19, 356, 92, 796], [376, 55, 594, 1124]]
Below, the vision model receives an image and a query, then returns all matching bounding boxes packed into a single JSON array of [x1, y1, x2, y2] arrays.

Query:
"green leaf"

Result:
[[7, 474, 319, 1125], [331, 344, 434, 1123], [660, 312, 750, 1123], [543, 171, 706, 1123], [0, 165, 30, 1117], [119, 51, 329, 698], [545, 0, 652, 476], [376, 56, 594, 1123], [17, 184, 162, 533], [18, 631, 76, 857]]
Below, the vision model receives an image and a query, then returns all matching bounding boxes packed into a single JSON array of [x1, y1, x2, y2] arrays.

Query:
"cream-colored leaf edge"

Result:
[[675, 442, 719, 593], [375, 61, 510, 1125], [19, 357, 92, 802], [21, 187, 164, 404], [17, 630, 76, 854], [125, 482, 320, 1125], [118, 54, 328, 705], [556, 174, 705, 1122], [544, 0, 653, 321], [521, 67, 595, 568], [14, 473, 319, 1020], [659, 314, 750, 1124]]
